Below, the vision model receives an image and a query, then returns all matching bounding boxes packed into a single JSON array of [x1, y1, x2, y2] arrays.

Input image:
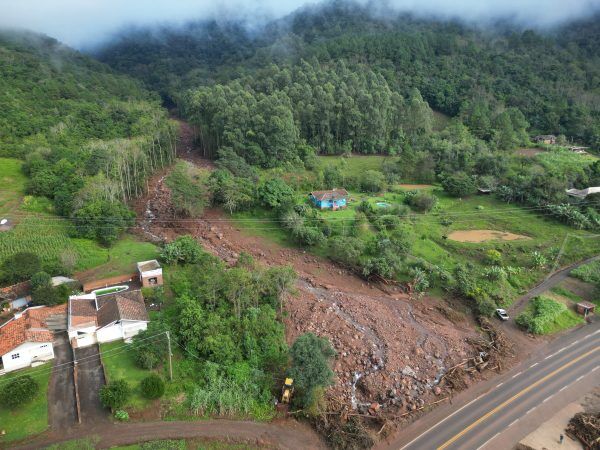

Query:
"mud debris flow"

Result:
[[133, 120, 517, 421]]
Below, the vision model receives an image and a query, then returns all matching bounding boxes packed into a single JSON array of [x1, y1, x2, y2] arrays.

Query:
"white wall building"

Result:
[[0, 304, 66, 374], [68, 290, 149, 349]]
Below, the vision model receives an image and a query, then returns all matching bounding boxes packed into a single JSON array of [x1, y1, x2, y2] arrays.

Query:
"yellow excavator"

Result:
[[281, 378, 294, 403]]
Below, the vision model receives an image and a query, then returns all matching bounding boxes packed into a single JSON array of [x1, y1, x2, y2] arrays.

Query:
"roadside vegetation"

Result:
[[99, 237, 334, 423], [0, 364, 51, 443], [516, 296, 584, 335]]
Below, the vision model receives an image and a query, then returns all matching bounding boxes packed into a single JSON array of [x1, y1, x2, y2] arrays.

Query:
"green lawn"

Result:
[[0, 157, 27, 214], [99, 341, 155, 412], [0, 363, 51, 443]]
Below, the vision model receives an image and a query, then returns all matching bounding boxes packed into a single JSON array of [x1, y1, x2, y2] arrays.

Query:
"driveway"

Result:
[[47, 333, 77, 431], [74, 344, 110, 424]]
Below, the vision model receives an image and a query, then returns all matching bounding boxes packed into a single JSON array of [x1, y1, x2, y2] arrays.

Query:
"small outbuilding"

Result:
[[137, 260, 163, 287], [309, 189, 349, 210], [576, 301, 595, 317], [532, 135, 556, 145]]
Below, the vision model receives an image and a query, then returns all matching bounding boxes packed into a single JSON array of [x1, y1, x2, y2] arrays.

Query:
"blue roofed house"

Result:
[[309, 189, 349, 210]]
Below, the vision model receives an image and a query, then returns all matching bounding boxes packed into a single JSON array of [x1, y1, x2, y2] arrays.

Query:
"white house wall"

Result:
[[122, 321, 147, 341], [96, 323, 123, 343], [1, 341, 54, 373]]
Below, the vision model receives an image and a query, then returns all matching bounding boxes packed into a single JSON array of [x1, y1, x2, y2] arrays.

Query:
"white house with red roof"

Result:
[[68, 290, 149, 349], [0, 304, 67, 373]]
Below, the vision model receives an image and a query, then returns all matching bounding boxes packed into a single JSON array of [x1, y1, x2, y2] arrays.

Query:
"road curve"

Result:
[[509, 254, 600, 315], [383, 323, 600, 450]]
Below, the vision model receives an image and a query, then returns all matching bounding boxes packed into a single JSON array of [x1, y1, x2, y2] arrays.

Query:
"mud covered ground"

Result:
[[130, 121, 520, 420]]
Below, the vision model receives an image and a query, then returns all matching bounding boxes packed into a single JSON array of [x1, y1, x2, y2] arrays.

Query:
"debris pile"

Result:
[[567, 412, 600, 449]]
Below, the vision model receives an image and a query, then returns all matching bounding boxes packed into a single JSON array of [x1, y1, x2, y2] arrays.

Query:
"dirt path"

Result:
[[509, 254, 600, 315], [16, 418, 325, 450]]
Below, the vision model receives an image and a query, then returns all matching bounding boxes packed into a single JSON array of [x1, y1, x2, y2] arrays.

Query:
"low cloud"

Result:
[[1, 0, 598, 48]]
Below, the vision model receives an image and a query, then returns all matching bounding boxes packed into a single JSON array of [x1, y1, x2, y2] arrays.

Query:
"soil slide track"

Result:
[[133, 121, 483, 418]]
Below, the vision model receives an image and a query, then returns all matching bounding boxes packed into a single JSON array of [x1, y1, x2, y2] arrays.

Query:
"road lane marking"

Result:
[[545, 354, 554, 360], [476, 432, 500, 450], [576, 375, 585, 382], [559, 385, 569, 393], [592, 366, 599, 372], [400, 396, 483, 449], [437, 346, 599, 450], [526, 406, 536, 415], [508, 419, 519, 427], [496, 382, 503, 388], [512, 371, 522, 379], [529, 363, 538, 369], [542, 395, 554, 403]]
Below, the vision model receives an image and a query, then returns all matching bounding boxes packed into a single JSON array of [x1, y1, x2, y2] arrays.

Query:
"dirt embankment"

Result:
[[131, 120, 521, 442]]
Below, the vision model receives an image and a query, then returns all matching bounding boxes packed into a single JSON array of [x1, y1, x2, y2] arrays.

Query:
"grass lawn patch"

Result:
[[0, 157, 27, 214], [0, 363, 51, 443], [99, 341, 155, 411], [516, 296, 584, 335]]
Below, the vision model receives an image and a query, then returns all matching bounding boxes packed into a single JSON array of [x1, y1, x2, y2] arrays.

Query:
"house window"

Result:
[[149, 277, 157, 285], [11, 353, 20, 359], [40, 344, 48, 348]]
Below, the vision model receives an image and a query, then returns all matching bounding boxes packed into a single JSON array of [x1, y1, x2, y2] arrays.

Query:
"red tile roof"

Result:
[[0, 304, 66, 355], [310, 189, 349, 201]]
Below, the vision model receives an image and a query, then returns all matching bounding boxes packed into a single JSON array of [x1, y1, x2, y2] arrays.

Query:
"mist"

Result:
[[1, 0, 599, 48]]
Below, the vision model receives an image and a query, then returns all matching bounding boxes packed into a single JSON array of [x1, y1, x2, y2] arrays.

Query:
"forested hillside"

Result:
[[97, 2, 600, 151], [0, 31, 177, 244]]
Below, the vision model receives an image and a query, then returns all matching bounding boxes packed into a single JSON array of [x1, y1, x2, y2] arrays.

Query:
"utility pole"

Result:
[[166, 331, 173, 381]]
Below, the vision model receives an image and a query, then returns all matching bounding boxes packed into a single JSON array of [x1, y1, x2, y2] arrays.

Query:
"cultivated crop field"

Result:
[[0, 158, 157, 274]]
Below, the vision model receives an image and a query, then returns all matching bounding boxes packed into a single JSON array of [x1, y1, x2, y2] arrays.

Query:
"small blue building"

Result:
[[309, 189, 349, 210]]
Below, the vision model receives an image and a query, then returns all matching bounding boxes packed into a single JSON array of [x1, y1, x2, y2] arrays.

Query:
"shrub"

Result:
[[516, 296, 581, 334], [288, 333, 336, 408], [160, 235, 203, 265], [485, 249, 502, 265], [0, 375, 39, 408], [406, 191, 437, 212], [99, 379, 130, 410], [441, 172, 477, 197], [360, 170, 386, 193], [258, 178, 295, 209], [141, 374, 165, 399], [1, 252, 41, 284], [374, 214, 401, 231], [114, 410, 129, 421], [131, 322, 169, 369], [292, 226, 326, 247]]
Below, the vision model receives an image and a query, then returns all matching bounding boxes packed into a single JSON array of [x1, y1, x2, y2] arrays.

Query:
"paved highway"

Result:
[[391, 323, 600, 450]]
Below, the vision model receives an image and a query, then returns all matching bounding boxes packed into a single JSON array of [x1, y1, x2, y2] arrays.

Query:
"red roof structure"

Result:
[[0, 304, 66, 355]]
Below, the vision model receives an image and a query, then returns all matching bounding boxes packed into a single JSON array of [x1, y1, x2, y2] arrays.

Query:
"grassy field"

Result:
[[0, 363, 51, 443], [317, 155, 393, 177], [0, 157, 28, 214], [0, 157, 158, 279], [99, 340, 156, 412], [231, 180, 600, 307]]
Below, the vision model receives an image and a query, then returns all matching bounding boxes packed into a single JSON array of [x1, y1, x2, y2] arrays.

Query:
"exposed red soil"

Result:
[[130, 121, 523, 423]]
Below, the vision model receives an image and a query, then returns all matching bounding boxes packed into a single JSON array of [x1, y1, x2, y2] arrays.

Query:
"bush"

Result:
[[406, 191, 437, 212], [288, 333, 336, 408], [0, 375, 39, 408], [1, 252, 41, 284], [99, 379, 130, 410], [160, 235, 203, 265], [114, 410, 129, 421], [485, 249, 502, 265], [441, 172, 477, 197], [141, 374, 165, 399], [360, 170, 386, 193], [516, 296, 581, 334], [258, 178, 295, 209], [292, 226, 326, 247], [131, 322, 169, 369]]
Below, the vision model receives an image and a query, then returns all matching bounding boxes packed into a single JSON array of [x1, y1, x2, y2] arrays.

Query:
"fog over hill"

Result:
[[1, 0, 600, 47]]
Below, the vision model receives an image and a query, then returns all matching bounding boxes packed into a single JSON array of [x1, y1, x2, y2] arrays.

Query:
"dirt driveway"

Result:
[[48, 333, 77, 431], [74, 345, 109, 424]]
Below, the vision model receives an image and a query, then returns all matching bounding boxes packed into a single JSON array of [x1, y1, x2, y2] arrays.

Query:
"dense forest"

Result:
[[0, 31, 177, 244], [98, 2, 600, 153]]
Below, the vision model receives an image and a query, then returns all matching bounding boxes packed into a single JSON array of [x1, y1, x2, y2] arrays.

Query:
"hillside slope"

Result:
[[96, 3, 600, 144]]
